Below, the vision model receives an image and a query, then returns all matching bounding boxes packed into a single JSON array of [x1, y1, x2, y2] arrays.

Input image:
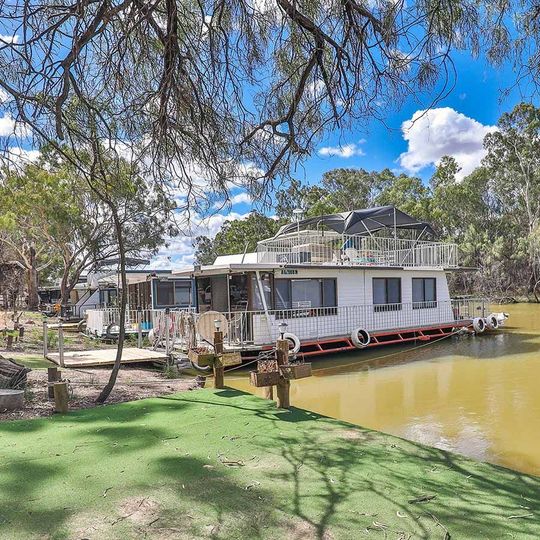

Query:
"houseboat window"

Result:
[[412, 278, 437, 308], [229, 274, 249, 311], [275, 279, 290, 310], [156, 281, 174, 306], [292, 279, 321, 308], [373, 278, 401, 311], [99, 288, 118, 307], [274, 278, 337, 312], [251, 273, 272, 310], [174, 283, 192, 306], [196, 277, 212, 312], [155, 280, 192, 308]]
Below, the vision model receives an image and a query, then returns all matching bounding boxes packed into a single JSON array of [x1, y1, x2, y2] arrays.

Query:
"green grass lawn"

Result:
[[7, 353, 55, 370], [0, 389, 538, 539]]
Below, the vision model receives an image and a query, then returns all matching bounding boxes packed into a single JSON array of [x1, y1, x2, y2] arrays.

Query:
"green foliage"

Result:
[[195, 212, 282, 265], [163, 363, 181, 379], [46, 330, 58, 349]]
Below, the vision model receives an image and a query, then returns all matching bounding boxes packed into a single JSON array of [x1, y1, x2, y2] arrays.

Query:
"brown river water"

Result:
[[228, 303, 540, 476]]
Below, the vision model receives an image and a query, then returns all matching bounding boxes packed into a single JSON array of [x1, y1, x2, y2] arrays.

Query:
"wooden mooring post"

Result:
[[213, 324, 224, 389], [47, 367, 60, 399], [137, 307, 143, 349], [53, 382, 69, 413], [276, 339, 290, 409]]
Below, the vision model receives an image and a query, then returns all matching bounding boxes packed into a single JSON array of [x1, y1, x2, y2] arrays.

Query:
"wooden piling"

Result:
[[47, 367, 60, 399], [276, 339, 290, 409], [262, 386, 274, 400], [53, 382, 69, 413], [165, 308, 171, 355], [213, 330, 224, 389]]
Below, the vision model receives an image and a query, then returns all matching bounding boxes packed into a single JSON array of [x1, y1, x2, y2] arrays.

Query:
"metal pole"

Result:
[[137, 306, 143, 349], [58, 320, 65, 368], [43, 319, 48, 358]]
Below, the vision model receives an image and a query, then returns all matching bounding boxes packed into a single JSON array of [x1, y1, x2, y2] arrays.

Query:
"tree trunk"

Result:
[[27, 246, 40, 310], [96, 208, 127, 403]]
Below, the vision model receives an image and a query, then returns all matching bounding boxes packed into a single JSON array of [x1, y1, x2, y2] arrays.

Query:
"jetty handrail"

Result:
[[257, 231, 458, 268]]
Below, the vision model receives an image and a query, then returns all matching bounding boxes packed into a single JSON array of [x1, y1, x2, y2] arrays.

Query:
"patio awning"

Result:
[[273, 206, 435, 237]]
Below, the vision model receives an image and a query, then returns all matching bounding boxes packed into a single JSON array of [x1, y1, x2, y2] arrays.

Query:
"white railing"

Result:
[[84, 307, 195, 337], [85, 299, 486, 347], [89, 298, 483, 348], [257, 231, 458, 268]]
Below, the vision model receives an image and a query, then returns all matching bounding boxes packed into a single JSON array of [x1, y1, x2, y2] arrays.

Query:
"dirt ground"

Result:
[[0, 364, 203, 422], [0, 310, 203, 422]]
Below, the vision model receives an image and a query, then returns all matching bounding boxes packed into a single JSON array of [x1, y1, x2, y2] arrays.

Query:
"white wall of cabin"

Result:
[[252, 267, 453, 345]]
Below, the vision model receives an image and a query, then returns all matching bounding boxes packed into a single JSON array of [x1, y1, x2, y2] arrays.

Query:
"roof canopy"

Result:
[[274, 206, 435, 238]]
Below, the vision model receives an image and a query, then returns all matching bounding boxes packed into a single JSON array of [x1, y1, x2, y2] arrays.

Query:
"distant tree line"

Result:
[[196, 103, 540, 302]]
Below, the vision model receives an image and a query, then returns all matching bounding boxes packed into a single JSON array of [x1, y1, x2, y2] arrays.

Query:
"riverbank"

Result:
[[1, 389, 538, 539]]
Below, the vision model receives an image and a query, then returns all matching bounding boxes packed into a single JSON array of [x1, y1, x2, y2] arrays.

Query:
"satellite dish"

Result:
[[196, 311, 228, 343]]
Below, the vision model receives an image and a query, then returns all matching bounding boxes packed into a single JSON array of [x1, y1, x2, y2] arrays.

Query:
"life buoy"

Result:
[[486, 314, 499, 330], [472, 317, 486, 333], [351, 328, 371, 348], [283, 332, 301, 354]]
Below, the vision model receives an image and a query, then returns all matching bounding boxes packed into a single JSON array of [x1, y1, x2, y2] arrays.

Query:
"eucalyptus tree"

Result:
[[0, 166, 61, 309], [195, 212, 282, 264], [0, 0, 527, 196], [0, 0, 538, 398], [483, 103, 540, 299]]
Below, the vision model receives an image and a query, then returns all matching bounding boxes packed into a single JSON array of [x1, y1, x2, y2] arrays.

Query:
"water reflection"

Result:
[[229, 304, 540, 476]]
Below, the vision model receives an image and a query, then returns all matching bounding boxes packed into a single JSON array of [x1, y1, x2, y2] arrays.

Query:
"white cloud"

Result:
[[149, 211, 252, 269], [318, 141, 366, 158], [230, 192, 252, 205], [0, 34, 19, 44], [0, 114, 30, 137], [399, 107, 497, 179], [0, 89, 10, 103], [0, 146, 40, 171], [213, 191, 252, 209]]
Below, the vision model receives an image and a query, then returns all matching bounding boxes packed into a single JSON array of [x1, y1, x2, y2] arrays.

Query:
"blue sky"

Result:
[[153, 50, 533, 268], [221, 50, 527, 216], [0, 25, 529, 269]]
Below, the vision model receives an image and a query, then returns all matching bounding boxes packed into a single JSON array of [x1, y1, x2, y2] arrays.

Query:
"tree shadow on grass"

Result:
[[138, 454, 281, 539], [251, 407, 540, 539]]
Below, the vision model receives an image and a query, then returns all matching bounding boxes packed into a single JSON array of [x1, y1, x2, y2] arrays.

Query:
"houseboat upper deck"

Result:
[[256, 206, 458, 268]]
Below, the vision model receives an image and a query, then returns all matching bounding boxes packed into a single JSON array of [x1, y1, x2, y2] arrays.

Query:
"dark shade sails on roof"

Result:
[[274, 206, 435, 238]]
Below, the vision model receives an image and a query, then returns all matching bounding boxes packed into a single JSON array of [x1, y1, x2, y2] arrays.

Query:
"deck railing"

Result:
[[85, 306, 195, 337], [257, 231, 458, 268], [85, 298, 486, 347]]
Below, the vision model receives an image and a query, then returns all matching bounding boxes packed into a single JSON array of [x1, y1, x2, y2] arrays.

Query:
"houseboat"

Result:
[[86, 206, 504, 356], [84, 268, 192, 337]]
